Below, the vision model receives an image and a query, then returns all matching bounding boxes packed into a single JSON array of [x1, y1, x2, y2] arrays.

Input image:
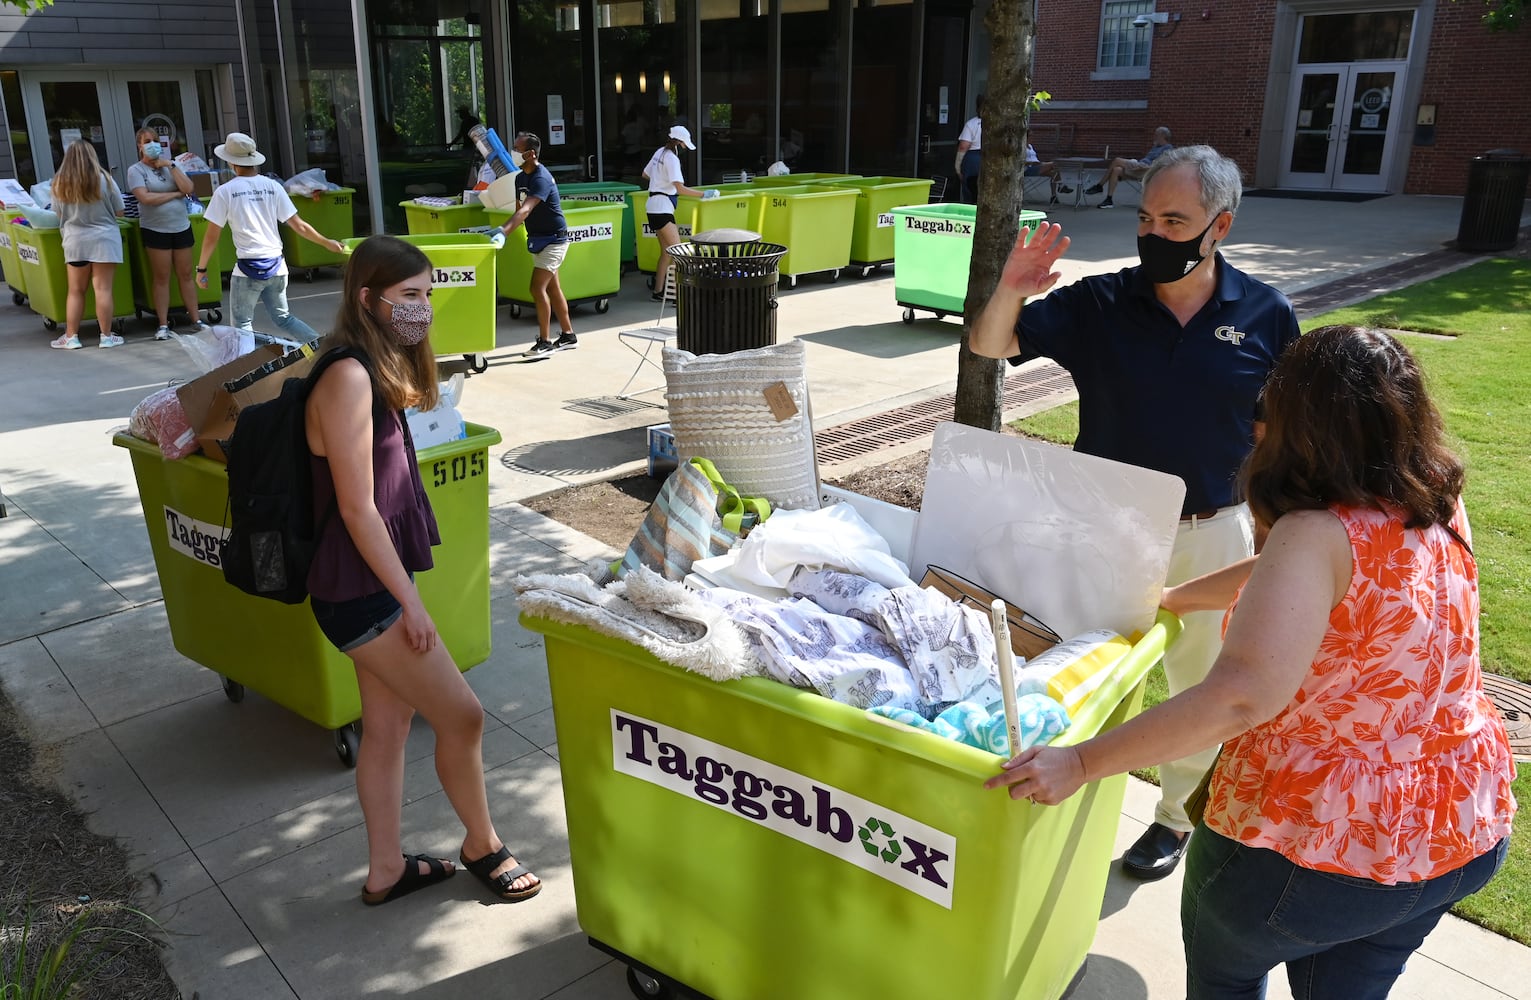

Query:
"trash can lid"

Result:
[[691, 227, 762, 245]]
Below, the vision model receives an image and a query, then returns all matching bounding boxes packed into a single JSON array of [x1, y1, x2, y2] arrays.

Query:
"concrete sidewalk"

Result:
[[0, 190, 1526, 999]]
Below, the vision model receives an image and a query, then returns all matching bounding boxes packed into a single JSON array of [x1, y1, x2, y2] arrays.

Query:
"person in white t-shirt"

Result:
[[195, 132, 345, 343], [642, 125, 709, 302], [954, 96, 983, 204]]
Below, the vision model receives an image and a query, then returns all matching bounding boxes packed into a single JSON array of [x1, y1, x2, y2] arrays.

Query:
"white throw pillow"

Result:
[[662, 339, 821, 511]]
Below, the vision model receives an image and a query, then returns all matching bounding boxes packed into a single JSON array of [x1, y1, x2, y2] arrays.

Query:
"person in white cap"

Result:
[[641, 124, 710, 302], [195, 132, 346, 343]]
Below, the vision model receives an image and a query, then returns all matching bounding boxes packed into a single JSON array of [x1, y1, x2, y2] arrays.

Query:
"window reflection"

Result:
[[781, 0, 847, 174], [599, 0, 691, 184], [699, 0, 770, 182]]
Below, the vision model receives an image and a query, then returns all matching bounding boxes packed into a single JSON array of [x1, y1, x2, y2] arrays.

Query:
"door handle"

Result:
[[1326, 125, 1336, 142], [586, 154, 595, 177], [920, 135, 931, 155]]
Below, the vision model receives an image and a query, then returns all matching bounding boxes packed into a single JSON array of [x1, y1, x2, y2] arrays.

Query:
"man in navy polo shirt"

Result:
[[493, 132, 575, 356], [971, 145, 1300, 880]]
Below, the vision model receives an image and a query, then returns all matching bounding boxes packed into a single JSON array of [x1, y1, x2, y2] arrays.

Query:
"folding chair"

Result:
[[617, 269, 678, 401], [928, 175, 949, 203]]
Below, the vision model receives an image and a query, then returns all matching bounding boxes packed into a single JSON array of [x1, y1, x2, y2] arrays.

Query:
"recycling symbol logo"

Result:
[[857, 816, 902, 864]]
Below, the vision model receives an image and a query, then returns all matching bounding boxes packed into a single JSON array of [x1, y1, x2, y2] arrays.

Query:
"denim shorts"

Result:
[[311, 587, 404, 652]]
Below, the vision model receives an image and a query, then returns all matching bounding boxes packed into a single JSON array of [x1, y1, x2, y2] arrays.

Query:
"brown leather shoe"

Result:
[[1121, 822, 1189, 881]]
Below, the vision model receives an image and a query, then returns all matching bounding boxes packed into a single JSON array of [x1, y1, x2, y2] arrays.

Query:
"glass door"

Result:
[[849, 0, 916, 176], [596, 0, 692, 185], [1278, 66, 1343, 189], [916, 7, 967, 183], [1279, 64, 1404, 192], [511, 0, 592, 184], [1333, 68, 1401, 191], [20, 69, 203, 187]]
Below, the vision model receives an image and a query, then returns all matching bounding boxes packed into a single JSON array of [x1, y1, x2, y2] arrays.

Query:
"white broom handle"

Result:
[[991, 599, 1023, 758]]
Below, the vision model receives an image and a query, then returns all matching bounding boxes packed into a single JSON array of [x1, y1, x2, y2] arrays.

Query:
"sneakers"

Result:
[[1058, 184, 1074, 194], [554, 332, 578, 350], [50, 333, 82, 350], [1085, 182, 1104, 196], [99, 333, 125, 348], [1048, 195, 1061, 206], [525, 338, 558, 356], [1097, 197, 1115, 209], [155, 325, 174, 341]]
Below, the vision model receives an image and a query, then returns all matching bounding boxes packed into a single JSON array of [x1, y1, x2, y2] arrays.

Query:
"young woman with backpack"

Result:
[[304, 235, 542, 907]]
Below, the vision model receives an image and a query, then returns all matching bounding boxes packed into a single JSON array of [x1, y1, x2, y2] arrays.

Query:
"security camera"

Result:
[[1133, 11, 1171, 25]]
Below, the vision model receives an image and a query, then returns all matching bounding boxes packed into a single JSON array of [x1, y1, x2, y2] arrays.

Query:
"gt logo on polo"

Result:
[[612, 710, 958, 907], [1214, 325, 1247, 345]]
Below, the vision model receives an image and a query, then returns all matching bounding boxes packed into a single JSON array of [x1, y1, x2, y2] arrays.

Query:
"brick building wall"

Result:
[[1024, 1, 1531, 196], [1405, 4, 1531, 195]]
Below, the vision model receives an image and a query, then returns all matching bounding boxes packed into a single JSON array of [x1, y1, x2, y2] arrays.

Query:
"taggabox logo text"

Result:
[[611, 710, 957, 907]]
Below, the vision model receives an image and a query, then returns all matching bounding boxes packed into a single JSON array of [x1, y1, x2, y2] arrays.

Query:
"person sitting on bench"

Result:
[[1089, 126, 1173, 208]]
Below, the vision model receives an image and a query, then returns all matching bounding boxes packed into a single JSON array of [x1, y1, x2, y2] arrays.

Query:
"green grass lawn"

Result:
[[1008, 259, 1531, 944]]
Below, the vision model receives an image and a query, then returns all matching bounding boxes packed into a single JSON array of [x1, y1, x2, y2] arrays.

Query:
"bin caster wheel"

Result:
[[902, 307, 915, 325], [467, 353, 488, 373], [112, 318, 127, 335], [43, 317, 57, 331], [595, 298, 610, 314], [626, 967, 671, 999], [304, 269, 315, 283], [211, 308, 223, 322], [934, 311, 948, 320], [829, 268, 841, 283], [858, 266, 873, 279], [788, 275, 798, 289], [221, 676, 245, 703], [334, 724, 360, 768], [11, 291, 24, 306], [646, 275, 656, 291], [509, 303, 522, 319], [135, 307, 145, 321]]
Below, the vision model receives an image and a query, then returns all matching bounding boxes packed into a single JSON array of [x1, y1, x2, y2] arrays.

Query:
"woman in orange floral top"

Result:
[[987, 325, 1516, 999]]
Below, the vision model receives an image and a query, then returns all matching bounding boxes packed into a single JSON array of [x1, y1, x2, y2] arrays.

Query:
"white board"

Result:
[[909, 422, 1185, 640]]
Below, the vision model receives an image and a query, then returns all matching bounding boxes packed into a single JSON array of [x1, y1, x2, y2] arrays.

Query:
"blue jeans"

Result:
[[228, 271, 320, 344], [1181, 825, 1508, 1000]]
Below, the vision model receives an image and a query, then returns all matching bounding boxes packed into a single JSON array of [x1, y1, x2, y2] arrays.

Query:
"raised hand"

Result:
[[998, 222, 1071, 299]]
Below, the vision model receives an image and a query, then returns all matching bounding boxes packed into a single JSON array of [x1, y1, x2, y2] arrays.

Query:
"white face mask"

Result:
[[510, 147, 525, 168]]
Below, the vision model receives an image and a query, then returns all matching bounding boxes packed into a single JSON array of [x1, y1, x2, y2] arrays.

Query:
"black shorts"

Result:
[[648, 213, 675, 232], [311, 587, 404, 652], [141, 227, 195, 251]]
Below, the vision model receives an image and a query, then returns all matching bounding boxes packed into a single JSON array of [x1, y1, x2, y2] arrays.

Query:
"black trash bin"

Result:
[[666, 228, 788, 355], [1457, 149, 1530, 252]]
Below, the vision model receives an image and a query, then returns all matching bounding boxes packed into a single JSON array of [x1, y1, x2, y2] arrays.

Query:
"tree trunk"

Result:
[[954, 0, 1037, 431]]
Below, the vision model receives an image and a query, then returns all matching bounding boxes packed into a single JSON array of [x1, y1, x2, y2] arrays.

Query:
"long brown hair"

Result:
[[1243, 324, 1464, 530], [327, 235, 439, 412], [51, 141, 110, 204]]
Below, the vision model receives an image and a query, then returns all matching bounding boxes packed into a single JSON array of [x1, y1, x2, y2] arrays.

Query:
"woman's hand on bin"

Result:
[[984, 745, 1086, 805]]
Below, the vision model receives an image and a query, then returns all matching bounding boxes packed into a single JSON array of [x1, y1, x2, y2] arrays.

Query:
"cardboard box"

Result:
[[176, 343, 316, 463], [186, 172, 217, 198]]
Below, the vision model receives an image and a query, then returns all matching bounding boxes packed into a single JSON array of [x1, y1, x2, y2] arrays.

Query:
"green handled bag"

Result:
[[616, 458, 772, 582]]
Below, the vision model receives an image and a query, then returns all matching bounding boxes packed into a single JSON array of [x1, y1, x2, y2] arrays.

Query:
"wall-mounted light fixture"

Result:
[[663, 70, 671, 92], [639, 71, 648, 94], [1133, 10, 1181, 37], [615, 73, 623, 94]]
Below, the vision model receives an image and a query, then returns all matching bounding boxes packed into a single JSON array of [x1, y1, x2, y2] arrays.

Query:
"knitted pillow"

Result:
[[662, 339, 820, 511]]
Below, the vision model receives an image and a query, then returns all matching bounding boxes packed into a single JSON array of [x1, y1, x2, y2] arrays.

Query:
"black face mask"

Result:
[[1137, 216, 1220, 284]]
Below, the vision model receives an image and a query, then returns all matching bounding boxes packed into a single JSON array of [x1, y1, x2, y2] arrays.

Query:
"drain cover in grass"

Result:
[[1483, 674, 1531, 763]]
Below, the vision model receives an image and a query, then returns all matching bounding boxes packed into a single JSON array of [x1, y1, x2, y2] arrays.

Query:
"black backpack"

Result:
[[221, 346, 370, 604]]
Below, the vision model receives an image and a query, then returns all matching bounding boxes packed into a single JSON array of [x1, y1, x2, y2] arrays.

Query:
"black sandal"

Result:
[[459, 845, 543, 902], [361, 853, 456, 907]]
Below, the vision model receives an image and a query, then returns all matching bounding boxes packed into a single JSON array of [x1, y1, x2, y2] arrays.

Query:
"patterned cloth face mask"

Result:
[[378, 296, 432, 345]]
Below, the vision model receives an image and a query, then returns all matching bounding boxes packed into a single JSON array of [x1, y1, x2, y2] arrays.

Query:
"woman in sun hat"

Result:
[[641, 124, 709, 302]]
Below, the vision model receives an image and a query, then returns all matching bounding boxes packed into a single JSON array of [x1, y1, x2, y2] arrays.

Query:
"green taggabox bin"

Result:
[[13, 219, 134, 334], [523, 600, 1178, 1000], [113, 423, 501, 766], [282, 187, 355, 281], [346, 233, 499, 370], [484, 199, 624, 317], [401, 199, 492, 236], [127, 216, 225, 323], [558, 182, 639, 268], [751, 184, 860, 286], [0, 213, 29, 304], [825, 176, 935, 276], [892, 204, 1046, 323], [749, 172, 861, 187]]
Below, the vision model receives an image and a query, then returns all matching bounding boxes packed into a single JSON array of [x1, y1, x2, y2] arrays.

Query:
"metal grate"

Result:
[[1484, 674, 1531, 763], [813, 362, 1076, 465]]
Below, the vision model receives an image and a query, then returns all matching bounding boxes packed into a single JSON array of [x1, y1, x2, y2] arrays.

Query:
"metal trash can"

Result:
[[1457, 149, 1530, 252], [666, 228, 786, 355]]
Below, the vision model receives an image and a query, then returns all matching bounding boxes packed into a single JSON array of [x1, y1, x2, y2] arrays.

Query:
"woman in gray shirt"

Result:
[[49, 140, 124, 349], [127, 126, 201, 341]]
